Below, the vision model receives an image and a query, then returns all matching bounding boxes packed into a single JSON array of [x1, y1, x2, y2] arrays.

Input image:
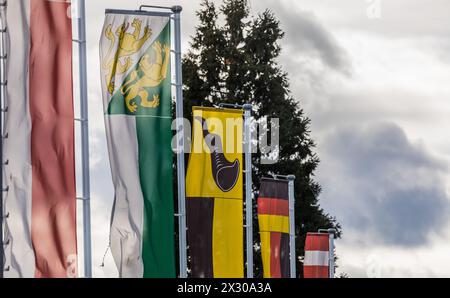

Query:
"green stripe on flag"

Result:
[[137, 116, 175, 278], [136, 22, 174, 278]]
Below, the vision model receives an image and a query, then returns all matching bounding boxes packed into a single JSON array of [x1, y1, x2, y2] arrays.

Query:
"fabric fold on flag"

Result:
[[3, 0, 77, 278], [186, 107, 244, 278], [258, 178, 290, 278], [100, 11, 175, 278]]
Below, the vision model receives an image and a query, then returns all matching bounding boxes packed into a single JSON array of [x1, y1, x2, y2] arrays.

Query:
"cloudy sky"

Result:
[[76, 0, 450, 277]]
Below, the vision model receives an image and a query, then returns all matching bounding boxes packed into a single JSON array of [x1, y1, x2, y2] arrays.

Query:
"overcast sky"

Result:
[[76, 0, 450, 278]]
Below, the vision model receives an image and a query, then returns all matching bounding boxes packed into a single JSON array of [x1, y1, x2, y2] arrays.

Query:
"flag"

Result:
[[100, 11, 175, 278], [258, 178, 291, 278], [304, 233, 330, 278], [186, 107, 244, 278], [2, 0, 77, 278]]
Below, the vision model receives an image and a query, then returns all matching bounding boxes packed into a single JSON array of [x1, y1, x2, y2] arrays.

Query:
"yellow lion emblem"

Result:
[[120, 41, 170, 112], [102, 18, 170, 113], [102, 18, 152, 95]]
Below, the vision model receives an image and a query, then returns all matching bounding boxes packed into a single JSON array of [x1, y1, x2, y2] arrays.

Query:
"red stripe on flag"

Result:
[[305, 233, 329, 251], [304, 266, 329, 279], [258, 198, 289, 216], [270, 232, 282, 278], [30, 0, 77, 278]]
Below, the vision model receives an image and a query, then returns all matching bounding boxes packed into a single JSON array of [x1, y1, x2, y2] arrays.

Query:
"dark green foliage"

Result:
[[182, 0, 341, 277]]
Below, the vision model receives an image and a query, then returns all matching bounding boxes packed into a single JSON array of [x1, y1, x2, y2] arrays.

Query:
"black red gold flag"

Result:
[[258, 178, 291, 278]]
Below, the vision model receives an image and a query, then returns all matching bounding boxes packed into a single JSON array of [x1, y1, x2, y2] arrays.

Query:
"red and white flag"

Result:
[[304, 233, 330, 278], [2, 0, 77, 278]]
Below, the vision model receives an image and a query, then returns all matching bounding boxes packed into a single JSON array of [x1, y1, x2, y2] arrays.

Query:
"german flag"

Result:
[[186, 107, 244, 278], [258, 178, 291, 278]]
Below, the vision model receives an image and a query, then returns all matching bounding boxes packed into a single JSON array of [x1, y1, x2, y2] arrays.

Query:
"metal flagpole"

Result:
[[319, 228, 336, 278], [0, 0, 6, 279], [243, 104, 253, 278], [172, 5, 188, 278], [270, 174, 296, 278], [287, 175, 296, 278], [328, 228, 336, 278], [75, 0, 92, 278]]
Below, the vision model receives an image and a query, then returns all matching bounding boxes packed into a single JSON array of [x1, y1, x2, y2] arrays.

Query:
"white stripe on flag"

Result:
[[3, 0, 35, 278], [105, 115, 145, 278], [304, 251, 329, 267]]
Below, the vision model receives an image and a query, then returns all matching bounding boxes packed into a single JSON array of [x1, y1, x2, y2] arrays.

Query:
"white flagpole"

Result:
[[243, 104, 253, 278], [75, 0, 92, 278], [287, 175, 296, 278], [172, 5, 188, 279], [328, 228, 335, 278]]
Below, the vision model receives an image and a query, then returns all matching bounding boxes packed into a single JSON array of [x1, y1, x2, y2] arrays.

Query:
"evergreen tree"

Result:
[[182, 0, 341, 277]]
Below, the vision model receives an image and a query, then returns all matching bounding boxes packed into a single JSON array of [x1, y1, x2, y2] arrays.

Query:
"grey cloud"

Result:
[[374, 188, 447, 246], [275, 5, 352, 74], [319, 122, 449, 247], [333, 123, 446, 175]]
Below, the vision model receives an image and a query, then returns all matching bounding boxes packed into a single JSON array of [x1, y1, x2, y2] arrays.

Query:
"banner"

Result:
[[2, 0, 77, 278], [100, 11, 175, 277], [258, 179, 290, 278], [186, 107, 244, 278], [304, 233, 330, 278]]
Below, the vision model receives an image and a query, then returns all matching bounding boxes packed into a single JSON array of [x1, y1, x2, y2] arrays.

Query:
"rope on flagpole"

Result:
[[100, 244, 110, 268]]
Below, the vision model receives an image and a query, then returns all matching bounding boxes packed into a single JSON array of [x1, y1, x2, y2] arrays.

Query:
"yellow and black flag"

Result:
[[186, 107, 244, 278], [258, 178, 291, 278]]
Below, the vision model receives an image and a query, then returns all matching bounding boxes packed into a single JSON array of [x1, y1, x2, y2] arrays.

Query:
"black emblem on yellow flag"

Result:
[[195, 116, 240, 192]]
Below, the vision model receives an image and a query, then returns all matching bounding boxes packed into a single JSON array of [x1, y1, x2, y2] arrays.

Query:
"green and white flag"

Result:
[[100, 10, 175, 278]]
